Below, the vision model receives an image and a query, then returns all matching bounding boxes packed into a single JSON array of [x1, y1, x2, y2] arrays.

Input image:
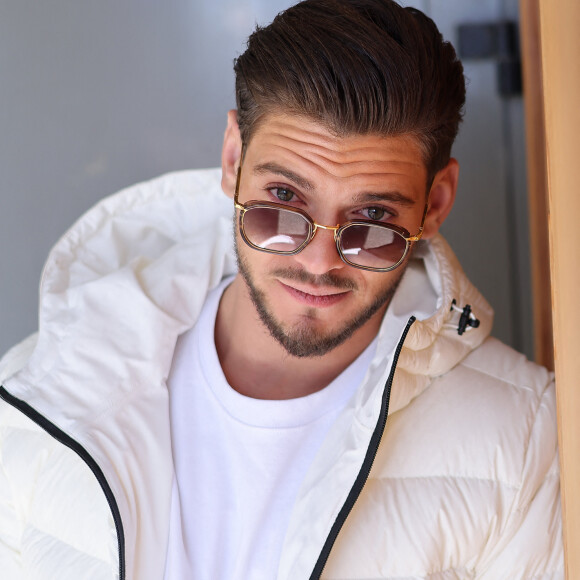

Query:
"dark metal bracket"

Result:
[[457, 21, 522, 97]]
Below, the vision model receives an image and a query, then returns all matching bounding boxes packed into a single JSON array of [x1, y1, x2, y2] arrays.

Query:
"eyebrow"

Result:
[[253, 161, 417, 207], [253, 162, 314, 191], [352, 191, 416, 207]]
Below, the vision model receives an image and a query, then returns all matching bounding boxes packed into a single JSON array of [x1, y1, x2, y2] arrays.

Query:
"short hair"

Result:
[[234, 0, 465, 182]]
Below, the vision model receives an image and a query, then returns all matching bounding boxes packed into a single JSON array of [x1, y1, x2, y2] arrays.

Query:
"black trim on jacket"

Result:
[[309, 316, 416, 579], [0, 385, 126, 580]]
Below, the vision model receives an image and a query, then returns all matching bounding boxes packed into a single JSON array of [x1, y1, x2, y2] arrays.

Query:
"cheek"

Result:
[[236, 235, 280, 276], [363, 267, 405, 297], [363, 275, 387, 297]]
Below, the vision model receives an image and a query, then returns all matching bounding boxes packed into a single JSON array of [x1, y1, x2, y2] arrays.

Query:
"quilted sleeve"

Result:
[[477, 381, 564, 579], [0, 398, 37, 579], [0, 397, 117, 580]]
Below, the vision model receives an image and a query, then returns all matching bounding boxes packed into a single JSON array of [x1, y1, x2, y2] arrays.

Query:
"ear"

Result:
[[421, 158, 459, 239], [221, 109, 243, 199]]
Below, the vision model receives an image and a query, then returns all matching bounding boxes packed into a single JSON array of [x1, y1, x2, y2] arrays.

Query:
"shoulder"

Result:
[[375, 335, 558, 497], [420, 336, 557, 473], [459, 336, 553, 396], [441, 336, 556, 432], [0, 334, 38, 384]]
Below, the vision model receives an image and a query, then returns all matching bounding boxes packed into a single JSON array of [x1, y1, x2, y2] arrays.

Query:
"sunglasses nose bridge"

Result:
[[311, 221, 341, 241], [305, 222, 343, 264]]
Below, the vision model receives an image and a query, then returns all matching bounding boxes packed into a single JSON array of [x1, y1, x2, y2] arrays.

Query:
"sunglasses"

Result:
[[233, 161, 429, 273]]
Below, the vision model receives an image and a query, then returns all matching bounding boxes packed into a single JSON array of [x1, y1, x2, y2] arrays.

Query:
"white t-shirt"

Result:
[[163, 278, 377, 580]]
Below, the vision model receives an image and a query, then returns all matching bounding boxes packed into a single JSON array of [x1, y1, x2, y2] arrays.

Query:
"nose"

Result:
[[292, 225, 345, 276]]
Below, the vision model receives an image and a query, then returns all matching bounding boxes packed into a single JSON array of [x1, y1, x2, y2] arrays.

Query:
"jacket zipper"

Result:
[[0, 385, 126, 580], [309, 316, 416, 580]]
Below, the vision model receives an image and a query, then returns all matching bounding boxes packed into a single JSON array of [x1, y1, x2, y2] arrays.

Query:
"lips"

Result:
[[279, 281, 350, 307]]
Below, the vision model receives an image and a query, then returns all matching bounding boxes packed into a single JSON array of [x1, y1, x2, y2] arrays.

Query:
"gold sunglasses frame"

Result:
[[233, 163, 429, 273]]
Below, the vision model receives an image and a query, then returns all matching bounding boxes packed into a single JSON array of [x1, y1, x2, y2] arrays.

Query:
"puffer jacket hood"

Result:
[[1, 168, 559, 580], [0, 167, 493, 423]]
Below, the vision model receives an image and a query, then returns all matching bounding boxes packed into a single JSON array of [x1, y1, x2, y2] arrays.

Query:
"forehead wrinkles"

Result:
[[250, 121, 424, 180]]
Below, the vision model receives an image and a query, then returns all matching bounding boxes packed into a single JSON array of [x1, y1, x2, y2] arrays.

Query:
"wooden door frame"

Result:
[[520, 0, 580, 576], [519, 0, 553, 371]]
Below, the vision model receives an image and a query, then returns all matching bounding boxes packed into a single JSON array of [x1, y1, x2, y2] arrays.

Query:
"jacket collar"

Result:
[[385, 234, 493, 415]]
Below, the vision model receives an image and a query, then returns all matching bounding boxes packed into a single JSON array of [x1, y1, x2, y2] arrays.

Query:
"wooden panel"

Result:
[[519, 0, 553, 370], [538, 0, 580, 576]]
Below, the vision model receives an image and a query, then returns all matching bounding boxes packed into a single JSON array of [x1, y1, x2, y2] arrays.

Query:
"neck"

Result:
[[214, 275, 384, 400]]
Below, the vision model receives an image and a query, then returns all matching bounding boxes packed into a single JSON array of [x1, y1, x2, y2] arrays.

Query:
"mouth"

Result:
[[278, 281, 351, 307]]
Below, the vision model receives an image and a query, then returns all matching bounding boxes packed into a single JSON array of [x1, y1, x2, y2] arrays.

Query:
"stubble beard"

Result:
[[234, 237, 405, 358]]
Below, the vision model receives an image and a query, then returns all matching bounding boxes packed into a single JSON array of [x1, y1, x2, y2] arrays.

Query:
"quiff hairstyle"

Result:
[[234, 0, 465, 182]]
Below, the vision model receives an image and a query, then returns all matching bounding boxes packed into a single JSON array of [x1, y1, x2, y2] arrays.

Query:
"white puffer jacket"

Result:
[[0, 169, 563, 579]]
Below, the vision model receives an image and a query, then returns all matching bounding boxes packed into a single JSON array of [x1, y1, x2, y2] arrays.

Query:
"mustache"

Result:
[[271, 268, 358, 291]]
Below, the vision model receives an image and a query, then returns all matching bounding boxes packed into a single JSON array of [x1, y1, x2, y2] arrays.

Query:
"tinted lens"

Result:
[[339, 223, 408, 270], [242, 206, 311, 252]]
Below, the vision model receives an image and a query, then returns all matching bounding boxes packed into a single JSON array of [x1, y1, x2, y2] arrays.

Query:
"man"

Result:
[[0, 0, 562, 578]]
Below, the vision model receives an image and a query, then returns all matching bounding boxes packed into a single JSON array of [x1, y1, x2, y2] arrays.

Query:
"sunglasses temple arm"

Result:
[[407, 199, 430, 242]]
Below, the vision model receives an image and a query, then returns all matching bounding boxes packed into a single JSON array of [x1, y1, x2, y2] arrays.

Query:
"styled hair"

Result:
[[234, 0, 465, 181]]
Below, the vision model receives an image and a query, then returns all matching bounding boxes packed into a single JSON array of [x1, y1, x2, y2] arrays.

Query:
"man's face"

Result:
[[230, 114, 433, 358]]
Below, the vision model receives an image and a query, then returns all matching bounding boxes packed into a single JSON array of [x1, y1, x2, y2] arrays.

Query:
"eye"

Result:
[[362, 207, 387, 221], [270, 187, 295, 202]]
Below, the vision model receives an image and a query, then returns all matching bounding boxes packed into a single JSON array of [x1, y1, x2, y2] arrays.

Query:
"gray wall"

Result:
[[0, 0, 533, 359]]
